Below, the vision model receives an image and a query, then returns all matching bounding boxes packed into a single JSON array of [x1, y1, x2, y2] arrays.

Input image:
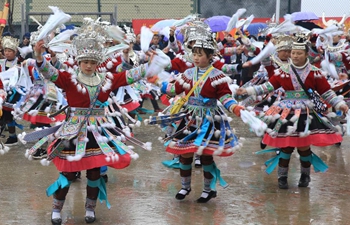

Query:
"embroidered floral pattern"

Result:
[[32, 58, 59, 82], [221, 64, 239, 74], [126, 64, 146, 84], [253, 82, 274, 96], [322, 89, 344, 107]]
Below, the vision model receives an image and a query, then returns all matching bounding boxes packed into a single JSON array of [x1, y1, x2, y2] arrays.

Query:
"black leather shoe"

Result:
[[85, 212, 96, 223], [298, 173, 311, 187], [260, 140, 267, 149], [102, 174, 108, 183], [196, 190, 217, 203], [175, 188, 191, 200], [278, 177, 288, 189], [51, 217, 62, 225]]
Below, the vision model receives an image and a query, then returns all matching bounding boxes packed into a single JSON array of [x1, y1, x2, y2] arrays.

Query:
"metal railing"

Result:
[[25, 11, 116, 30], [20, 2, 116, 41]]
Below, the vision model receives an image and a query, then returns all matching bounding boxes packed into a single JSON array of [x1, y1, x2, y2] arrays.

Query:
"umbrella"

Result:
[[292, 11, 319, 22], [175, 29, 184, 43], [246, 23, 267, 36], [295, 21, 323, 30], [151, 19, 177, 32], [204, 15, 231, 32]]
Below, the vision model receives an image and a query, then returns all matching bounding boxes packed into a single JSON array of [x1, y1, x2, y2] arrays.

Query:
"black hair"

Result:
[[192, 47, 214, 58], [249, 35, 257, 41], [187, 40, 196, 49]]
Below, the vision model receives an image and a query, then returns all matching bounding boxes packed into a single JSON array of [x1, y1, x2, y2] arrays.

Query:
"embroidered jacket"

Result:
[[28, 58, 147, 108], [167, 53, 240, 75], [246, 63, 345, 110], [161, 66, 238, 112], [98, 54, 123, 73]]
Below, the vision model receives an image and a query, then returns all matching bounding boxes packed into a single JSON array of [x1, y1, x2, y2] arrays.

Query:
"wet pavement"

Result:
[[1, 102, 350, 225]]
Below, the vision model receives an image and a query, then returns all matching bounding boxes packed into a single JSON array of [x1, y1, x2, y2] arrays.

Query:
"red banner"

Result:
[[132, 19, 164, 34]]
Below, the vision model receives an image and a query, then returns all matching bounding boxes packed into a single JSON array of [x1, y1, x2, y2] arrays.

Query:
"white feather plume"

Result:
[[48, 42, 73, 54], [240, 109, 267, 136], [235, 19, 246, 29], [249, 41, 276, 65], [17, 45, 33, 58], [106, 25, 126, 43], [30, 16, 43, 27], [284, 14, 293, 23], [48, 29, 76, 45], [103, 43, 129, 57], [172, 15, 196, 27], [36, 6, 71, 41], [225, 8, 247, 32], [312, 24, 339, 35], [141, 26, 154, 52], [226, 8, 247, 32], [159, 26, 171, 40], [268, 15, 297, 35], [243, 15, 255, 31], [146, 49, 171, 77]]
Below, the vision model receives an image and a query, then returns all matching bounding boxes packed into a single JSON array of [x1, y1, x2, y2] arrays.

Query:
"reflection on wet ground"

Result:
[[1, 108, 350, 225]]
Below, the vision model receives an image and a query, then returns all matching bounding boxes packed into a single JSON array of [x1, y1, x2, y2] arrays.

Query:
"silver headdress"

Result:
[[182, 21, 215, 51], [192, 23, 215, 50], [259, 14, 277, 36], [124, 25, 136, 44], [327, 38, 347, 52], [99, 20, 113, 43], [275, 35, 295, 51], [73, 18, 106, 63], [2, 36, 19, 51], [183, 21, 211, 43], [29, 16, 52, 46], [292, 33, 309, 50], [30, 28, 53, 47], [192, 38, 216, 50]]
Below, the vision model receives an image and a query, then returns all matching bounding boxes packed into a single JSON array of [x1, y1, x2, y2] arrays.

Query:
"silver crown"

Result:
[[192, 38, 215, 50], [99, 20, 114, 43], [183, 21, 211, 43], [2, 36, 19, 51], [73, 18, 106, 63], [30, 26, 52, 47], [181, 21, 215, 51], [275, 35, 295, 51], [292, 33, 309, 50], [259, 14, 277, 36], [124, 25, 136, 43], [191, 24, 215, 50]]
